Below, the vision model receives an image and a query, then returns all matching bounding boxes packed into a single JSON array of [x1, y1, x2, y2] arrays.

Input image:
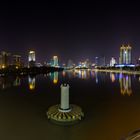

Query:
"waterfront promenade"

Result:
[[94, 69, 140, 75]]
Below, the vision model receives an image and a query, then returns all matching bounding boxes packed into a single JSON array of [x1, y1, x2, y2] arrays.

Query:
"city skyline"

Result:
[[1, 2, 140, 139], [1, 44, 140, 66], [0, 44, 139, 66], [0, 2, 140, 62]]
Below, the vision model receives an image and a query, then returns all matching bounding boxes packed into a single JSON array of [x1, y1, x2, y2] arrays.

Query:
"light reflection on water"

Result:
[[28, 76, 36, 90], [0, 70, 140, 140], [0, 70, 139, 96], [119, 74, 132, 96]]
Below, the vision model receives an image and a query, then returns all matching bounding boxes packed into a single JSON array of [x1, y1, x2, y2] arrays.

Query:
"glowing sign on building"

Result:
[[28, 51, 35, 62]]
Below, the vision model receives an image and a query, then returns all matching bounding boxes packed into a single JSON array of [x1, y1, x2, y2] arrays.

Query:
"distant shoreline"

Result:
[[93, 69, 140, 75], [0, 66, 64, 76]]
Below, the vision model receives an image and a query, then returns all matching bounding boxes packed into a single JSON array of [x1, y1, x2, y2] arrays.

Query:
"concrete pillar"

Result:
[[60, 84, 70, 110]]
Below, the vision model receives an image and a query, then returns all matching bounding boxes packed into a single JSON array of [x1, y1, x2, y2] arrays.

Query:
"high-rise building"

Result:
[[95, 56, 106, 66], [28, 51, 36, 67], [67, 59, 74, 68], [119, 45, 132, 64], [85, 59, 92, 68], [53, 56, 58, 67], [110, 57, 117, 67], [95, 57, 99, 66], [13, 55, 21, 68], [136, 57, 140, 66], [0, 51, 11, 69]]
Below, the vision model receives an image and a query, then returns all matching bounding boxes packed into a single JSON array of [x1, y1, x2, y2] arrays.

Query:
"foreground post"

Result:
[[59, 84, 71, 112], [47, 84, 84, 125]]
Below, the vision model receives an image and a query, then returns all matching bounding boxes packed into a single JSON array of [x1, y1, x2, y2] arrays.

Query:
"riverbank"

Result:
[[0, 66, 64, 76], [94, 69, 140, 75]]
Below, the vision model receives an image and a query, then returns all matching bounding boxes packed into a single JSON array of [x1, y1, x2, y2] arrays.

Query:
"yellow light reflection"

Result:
[[28, 76, 35, 90], [74, 69, 91, 79], [110, 73, 115, 83], [2, 65, 5, 69], [13, 77, 21, 86], [62, 71, 66, 77], [53, 72, 58, 84], [119, 74, 132, 96]]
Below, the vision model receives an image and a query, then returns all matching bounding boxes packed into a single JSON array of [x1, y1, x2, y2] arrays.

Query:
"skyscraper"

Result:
[[95, 56, 106, 66], [0, 51, 11, 69], [110, 57, 117, 67], [53, 56, 58, 67], [119, 45, 132, 64], [13, 55, 21, 68], [28, 51, 36, 67], [136, 57, 140, 66]]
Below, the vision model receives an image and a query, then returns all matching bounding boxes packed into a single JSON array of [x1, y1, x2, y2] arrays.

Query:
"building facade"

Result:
[[119, 45, 132, 64], [110, 57, 117, 67], [13, 55, 22, 68], [0, 51, 11, 69], [53, 56, 58, 67], [28, 51, 36, 67]]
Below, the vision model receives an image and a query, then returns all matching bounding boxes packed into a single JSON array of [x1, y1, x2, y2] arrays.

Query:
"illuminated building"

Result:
[[110, 57, 117, 67], [95, 57, 99, 66], [28, 51, 36, 67], [119, 74, 132, 96], [119, 45, 132, 64], [28, 76, 36, 90], [53, 56, 58, 67], [67, 59, 74, 68], [85, 59, 91, 68], [0, 51, 11, 69], [13, 55, 21, 68], [95, 56, 106, 66]]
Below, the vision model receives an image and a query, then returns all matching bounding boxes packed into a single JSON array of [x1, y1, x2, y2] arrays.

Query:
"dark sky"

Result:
[[0, 1, 140, 63]]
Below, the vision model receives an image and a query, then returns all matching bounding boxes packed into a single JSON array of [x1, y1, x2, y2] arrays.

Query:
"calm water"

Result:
[[0, 70, 140, 140]]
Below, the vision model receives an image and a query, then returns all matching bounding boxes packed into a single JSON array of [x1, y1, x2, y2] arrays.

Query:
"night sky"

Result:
[[0, 1, 140, 63]]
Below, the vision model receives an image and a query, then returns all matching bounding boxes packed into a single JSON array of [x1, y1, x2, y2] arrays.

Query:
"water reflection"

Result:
[[13, 77, 21, 86], [53, 72, 58, 84], [0, 76, 21, 90], [95, 71, 98, 84], [76, 69, 91, 79], [110, 73, 116, 83], [119, 74, 132, 96], [63, 70, 133, 96], [65, 69, 92, 79], [28, 76, 36, 90], [0, 70, 136, 96], [49, 72, 58, 84]]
